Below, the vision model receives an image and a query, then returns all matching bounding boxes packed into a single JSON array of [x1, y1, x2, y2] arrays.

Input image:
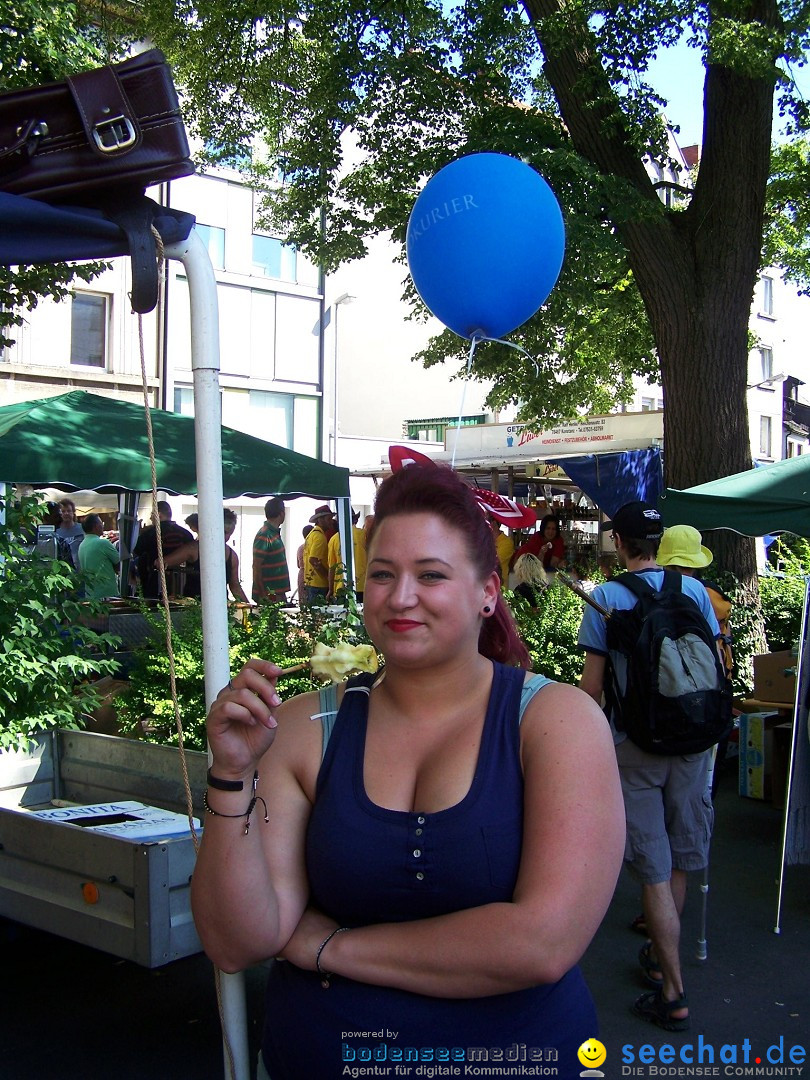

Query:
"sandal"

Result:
[[638, 941, 663, 987], [632, 989, 690, 1032], [629, 913, 648, 935]]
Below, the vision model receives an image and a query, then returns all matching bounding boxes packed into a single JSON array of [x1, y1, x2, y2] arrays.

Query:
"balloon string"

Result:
[[450, 334, 538, 468], [450, 336, 478, 468]]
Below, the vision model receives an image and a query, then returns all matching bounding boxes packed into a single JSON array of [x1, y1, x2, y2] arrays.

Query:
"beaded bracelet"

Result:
[[315, 926, 350, 989], [203, 772, 268, 835]]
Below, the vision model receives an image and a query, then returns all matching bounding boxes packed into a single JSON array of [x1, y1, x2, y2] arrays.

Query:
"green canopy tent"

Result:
[[659, 455, 810, 537], [0, 390, 349, 499], [0, 389, 351, 598]]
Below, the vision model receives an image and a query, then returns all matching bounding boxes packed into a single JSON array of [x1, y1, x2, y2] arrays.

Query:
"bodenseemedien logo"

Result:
[[578, 1038, 607, 1077]]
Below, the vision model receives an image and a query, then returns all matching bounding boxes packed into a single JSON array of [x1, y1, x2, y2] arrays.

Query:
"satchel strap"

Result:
[[0, 119, 47, 165], [66, 64, 142, 158], [102, 195, 160, 314]]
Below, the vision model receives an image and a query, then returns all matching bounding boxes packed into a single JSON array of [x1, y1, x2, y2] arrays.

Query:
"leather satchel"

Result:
[[0, 48, 194, 201], [0, 49, 196, 312]]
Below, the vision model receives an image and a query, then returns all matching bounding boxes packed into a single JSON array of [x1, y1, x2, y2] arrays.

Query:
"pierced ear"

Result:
[[481, 572, 499, 616]]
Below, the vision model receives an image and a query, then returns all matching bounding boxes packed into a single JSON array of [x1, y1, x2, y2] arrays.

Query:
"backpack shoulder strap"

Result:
[[660, 569, 683, 595], [614, 571, 656, 601]]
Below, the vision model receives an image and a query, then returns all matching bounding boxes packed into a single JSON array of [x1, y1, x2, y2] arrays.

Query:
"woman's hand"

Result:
[[206, 658, 283, 780], [278, 906, 340, 970]]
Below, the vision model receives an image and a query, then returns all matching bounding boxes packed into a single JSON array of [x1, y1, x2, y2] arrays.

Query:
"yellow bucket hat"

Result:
[[657, 524, 713, 569]]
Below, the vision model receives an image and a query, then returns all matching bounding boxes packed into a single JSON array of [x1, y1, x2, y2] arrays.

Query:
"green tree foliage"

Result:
[[0, 495, 121, 750], [760, 537, 809, 651], [0, 1, 111, 347], [764, 138, 810, 291]]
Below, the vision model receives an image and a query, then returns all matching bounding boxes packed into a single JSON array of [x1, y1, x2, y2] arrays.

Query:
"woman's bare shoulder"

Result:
[[520, 679, 609, 742]]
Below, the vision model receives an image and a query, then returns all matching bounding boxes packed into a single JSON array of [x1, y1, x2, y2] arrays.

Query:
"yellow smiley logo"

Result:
[[577, 1039, 607, 1069]]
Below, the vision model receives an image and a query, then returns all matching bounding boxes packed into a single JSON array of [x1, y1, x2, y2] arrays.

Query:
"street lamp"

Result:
[[331, 292, 356, 464]]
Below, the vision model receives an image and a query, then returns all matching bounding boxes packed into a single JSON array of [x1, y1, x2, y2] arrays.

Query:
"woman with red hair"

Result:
[[193, 462, 624, 1079]]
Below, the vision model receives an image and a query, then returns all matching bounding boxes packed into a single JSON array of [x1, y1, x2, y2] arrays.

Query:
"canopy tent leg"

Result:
[[773, 577, 810, 935], [117, 490, 139, 596], [164, 230, 250, 1080], [336, 497, 354, 594]]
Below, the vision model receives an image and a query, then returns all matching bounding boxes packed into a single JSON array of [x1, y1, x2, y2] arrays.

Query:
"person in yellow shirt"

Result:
[[302, 505, 334, 604], [327, 510, 368, 601], [489, 514, 515, 590]]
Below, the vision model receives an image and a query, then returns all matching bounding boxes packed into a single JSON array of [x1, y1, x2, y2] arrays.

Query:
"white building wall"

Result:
[[324, 229, 498, 451]]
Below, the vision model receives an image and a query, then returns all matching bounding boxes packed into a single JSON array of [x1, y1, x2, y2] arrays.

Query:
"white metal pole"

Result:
[[773, 576, 810, 935], [164, 230, 250, 1080]]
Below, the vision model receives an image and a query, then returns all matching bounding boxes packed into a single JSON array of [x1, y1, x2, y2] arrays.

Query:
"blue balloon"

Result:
[[406, 152, 565, 340]]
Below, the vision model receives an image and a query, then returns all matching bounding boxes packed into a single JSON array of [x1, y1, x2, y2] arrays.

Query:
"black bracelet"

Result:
[[315, 926, 350, 988], [202, 774, 268, 835], [207, 767, 256, 792]]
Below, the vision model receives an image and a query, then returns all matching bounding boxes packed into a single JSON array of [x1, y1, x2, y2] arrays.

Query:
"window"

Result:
[[249, 390, 294, 447], [252, 233, 297, 281], [195, 224, 225, 270], [173, 386, 222, 421], [759, 347, 774, 384], [641, 396, 655, 412], [759, 415, 772, 457], [246, 390, 318, 453], [70, 293, 108, 368], [174, 387, 195, 417], [274, 294, 320, 382], [760, 276, 774, 317]]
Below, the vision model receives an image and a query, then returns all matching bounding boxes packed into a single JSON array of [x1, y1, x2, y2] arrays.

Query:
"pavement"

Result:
[[3, 753, 809, 1080]]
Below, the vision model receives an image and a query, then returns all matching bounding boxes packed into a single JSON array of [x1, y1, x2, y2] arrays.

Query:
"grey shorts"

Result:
[[615, 737, 715, 885]]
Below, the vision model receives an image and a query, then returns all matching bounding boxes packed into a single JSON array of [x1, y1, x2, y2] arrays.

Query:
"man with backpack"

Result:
[[577, 501, 726, 1034]]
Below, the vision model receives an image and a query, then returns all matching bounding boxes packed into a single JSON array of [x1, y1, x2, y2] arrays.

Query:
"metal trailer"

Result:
[[0, 729, 206, 968]]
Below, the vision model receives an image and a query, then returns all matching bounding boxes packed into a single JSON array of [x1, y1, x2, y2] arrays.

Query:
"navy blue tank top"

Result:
[[262, 662, 597, 1080]]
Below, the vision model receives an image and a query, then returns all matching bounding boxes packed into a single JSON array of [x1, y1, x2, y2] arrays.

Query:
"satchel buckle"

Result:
[[92, 115, 137, 153]]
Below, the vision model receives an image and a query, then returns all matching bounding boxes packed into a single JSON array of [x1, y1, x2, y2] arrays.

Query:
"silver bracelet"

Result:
[[315, 926, 349, 988]]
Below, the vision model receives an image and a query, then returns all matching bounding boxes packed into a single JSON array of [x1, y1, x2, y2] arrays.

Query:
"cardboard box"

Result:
[[738, 712, 779, 800], [30, 800, 199, 841], [753, 651, 797, 704]]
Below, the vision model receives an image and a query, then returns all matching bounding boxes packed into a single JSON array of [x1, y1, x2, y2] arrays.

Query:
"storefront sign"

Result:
[[443, 412, 663, 462]]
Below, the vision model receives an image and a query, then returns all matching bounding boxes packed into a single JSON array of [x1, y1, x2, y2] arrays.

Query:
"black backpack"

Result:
[[604, 570, 733, 756]]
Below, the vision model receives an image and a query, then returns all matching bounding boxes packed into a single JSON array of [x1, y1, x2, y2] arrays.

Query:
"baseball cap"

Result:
[[657, 524, 713, 568], [600, 501, 663, 540]]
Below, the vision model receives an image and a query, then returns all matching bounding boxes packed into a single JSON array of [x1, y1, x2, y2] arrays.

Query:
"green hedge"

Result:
[[115, 595, 374, 751], [0, 496, 120, 751]]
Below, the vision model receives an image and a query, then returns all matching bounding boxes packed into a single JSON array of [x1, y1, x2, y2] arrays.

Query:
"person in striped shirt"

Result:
[[252, 497, 290, 604]]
